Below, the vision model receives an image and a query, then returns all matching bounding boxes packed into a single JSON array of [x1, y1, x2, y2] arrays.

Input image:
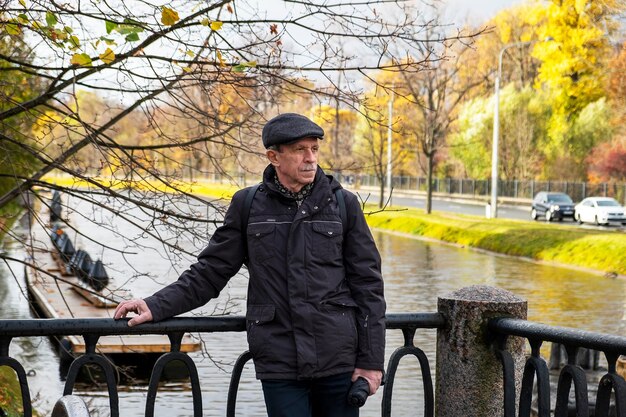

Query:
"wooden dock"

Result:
[[25, 210, 201, 358]]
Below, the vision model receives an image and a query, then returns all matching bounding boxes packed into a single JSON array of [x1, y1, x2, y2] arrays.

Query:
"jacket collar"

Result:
[[262, 165, 341, 209]]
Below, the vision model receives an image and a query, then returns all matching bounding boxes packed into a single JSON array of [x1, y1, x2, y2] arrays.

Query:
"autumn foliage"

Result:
[[1, 0, 626, 214], [588, 136, 626, 182]]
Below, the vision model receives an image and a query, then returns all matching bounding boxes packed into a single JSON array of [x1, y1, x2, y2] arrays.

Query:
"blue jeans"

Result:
[[261, 372, 359, 417]]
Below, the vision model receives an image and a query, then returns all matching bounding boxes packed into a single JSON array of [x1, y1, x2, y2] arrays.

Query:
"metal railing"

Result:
[[489, 317, 626, 417], [0, 313, 444, 417], [5, 314, 626, 417], [354, 174, 626, 204]]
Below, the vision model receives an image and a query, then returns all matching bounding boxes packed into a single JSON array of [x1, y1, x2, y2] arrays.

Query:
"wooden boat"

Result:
[[24, 192, 201, 366]]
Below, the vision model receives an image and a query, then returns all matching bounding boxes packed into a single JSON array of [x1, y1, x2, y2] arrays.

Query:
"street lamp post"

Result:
[[387, 87, 394, 205], [490, 40, 536, 219]]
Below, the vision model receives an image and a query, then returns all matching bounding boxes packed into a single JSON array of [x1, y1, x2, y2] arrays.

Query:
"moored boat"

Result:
[[24, 191, 201, 370]]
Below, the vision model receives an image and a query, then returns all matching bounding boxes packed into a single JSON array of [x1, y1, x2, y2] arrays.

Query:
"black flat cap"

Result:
[[262, 113, 324, 148]]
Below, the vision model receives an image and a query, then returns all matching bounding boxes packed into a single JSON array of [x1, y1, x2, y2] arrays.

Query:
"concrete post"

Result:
[[435, 285, 527, 417]]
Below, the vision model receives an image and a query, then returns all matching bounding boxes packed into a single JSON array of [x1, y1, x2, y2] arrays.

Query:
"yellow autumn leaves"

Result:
[[161, 5, 223, 30], [70, 53, 92, 66], [70, 49, 114, 67], [6, 3, 224, 68], [67, 6, 223, 68], [99, 48, 115, 64], [203, 19, 224, 31]]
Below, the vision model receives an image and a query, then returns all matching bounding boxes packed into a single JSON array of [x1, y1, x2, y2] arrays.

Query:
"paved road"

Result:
[[351, 189, 624, 232], [351, 190, 532, 221]]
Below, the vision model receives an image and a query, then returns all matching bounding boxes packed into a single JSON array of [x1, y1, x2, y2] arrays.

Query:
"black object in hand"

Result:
[[347, 377, 370, 407]]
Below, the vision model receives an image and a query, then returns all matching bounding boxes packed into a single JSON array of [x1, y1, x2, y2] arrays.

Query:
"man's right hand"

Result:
[[114, 299, 153, 327]]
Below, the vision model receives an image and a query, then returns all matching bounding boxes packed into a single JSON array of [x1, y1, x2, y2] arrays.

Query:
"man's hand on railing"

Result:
[[114, 299, 154, 327]]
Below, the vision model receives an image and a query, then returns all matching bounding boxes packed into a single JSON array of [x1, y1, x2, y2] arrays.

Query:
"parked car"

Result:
[[531, 192, 575, 221], [574, 197, 626, 225]]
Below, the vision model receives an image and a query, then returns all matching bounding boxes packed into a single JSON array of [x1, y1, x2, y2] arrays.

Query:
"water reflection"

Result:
[[1, 204, 625, 416], [377, 231, 626, 333]]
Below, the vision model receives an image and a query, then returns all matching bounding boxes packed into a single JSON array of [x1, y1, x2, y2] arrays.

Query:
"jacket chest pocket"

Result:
[[247, 223, 276, 263], [311, 222, 343, 260]]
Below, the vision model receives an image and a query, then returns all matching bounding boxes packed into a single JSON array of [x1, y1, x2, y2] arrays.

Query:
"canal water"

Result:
[[1, 195, 625, 416]]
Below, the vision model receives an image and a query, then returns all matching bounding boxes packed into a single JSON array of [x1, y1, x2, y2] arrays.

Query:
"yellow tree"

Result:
[[531, 0, 621, 178], [454, 3, 564, 182], [457, 3, 543, 101], [311, 105, 359, 173], [1, 15, 45, 200], [608, 41, 626, 127], [400, 62, 483, 211], [355, 71, 414, 208]]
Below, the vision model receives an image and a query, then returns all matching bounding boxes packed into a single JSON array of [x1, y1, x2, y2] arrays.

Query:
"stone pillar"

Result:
[[435, 285, 527, 417]]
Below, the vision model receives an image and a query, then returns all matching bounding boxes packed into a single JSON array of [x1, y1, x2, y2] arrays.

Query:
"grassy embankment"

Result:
[[41, 176, 626, 277], [364, 208, 626, 277], [0, 368, 26, 417]]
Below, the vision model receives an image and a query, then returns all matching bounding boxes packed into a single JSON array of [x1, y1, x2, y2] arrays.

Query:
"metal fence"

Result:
[[4, 312, 626, 416], [0, 314, 443, 417], [490, 317, 626, 417], [96, 170, 626, 205], [354, 174, 626, 204]]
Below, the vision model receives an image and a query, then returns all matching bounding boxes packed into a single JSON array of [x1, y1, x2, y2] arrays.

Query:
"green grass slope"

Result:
[[364, 207, 626, 276]]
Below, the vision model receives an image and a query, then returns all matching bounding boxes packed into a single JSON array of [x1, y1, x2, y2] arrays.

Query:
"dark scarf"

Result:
[[273, 174, 314, 207]]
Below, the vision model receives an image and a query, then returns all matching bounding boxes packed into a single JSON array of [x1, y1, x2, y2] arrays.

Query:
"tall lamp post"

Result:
[[490, 39, 544, 218], [387, 87, 394, 206]]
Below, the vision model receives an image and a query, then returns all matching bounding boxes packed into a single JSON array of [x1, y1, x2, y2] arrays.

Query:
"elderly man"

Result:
[[115, 113, 386, 417]]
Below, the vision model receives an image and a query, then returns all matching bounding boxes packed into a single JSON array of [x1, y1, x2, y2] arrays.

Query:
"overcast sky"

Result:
[[442, 0, 526, 24]]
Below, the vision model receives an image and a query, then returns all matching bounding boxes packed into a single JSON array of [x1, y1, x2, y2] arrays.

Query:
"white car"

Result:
[[574, 197, 626, 225]]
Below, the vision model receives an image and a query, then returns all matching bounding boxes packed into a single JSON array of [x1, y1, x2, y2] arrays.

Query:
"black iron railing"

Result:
[[5, 313, 626, 417], [489, 317, 626, 417], [382, 313, 445, 417], [354, 174, 626, 204], [0, 313, 444, 417]]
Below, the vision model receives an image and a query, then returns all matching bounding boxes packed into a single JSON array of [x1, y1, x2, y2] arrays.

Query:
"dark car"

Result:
[[531, 192, 575, 221]]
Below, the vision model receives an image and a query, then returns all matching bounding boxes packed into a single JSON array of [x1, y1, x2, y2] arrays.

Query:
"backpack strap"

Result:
[[241, 183, 260, 261], [335, 188, 348, 235]]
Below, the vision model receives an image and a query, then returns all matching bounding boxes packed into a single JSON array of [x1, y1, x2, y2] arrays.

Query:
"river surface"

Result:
[[1, 195, 625, 416]]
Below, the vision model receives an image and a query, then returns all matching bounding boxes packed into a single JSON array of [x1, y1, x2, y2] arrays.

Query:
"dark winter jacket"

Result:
[[144, 165, 386, 380]]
